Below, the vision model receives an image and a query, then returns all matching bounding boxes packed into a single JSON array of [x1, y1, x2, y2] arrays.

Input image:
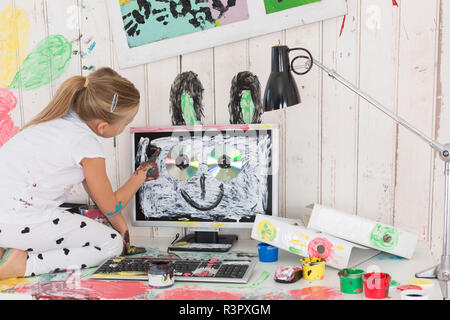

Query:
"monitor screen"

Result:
[[131, 124, 278, 229]]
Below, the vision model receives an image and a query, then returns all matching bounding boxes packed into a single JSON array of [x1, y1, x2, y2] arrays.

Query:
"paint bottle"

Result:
[[300, 257, 325, 280], [257, 243, 278, 262], [337, 269, 364, 294], [363, 272, 391, 299], [148, 261, 174, 289]]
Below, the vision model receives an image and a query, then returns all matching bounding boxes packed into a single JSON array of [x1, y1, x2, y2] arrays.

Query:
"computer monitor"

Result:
[[131, 124, 279, 252]]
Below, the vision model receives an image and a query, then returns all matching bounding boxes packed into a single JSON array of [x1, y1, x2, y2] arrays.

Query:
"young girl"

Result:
[[0, 67, 157, 280]]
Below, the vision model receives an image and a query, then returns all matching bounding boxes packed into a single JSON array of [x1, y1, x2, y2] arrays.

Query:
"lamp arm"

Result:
[[310, 60, 450, 160]]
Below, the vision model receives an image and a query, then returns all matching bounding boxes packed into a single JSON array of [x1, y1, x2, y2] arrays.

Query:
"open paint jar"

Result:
[[363, 272, 391, 299], [148, 260, 174, 289], [337, 269, 364, 294], [300, 257, 325, 280]]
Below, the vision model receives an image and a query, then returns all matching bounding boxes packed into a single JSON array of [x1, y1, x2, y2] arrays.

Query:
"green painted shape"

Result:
[[390, 280, 401, 287], [181, 91, 198, 125], [9, 34, 72, 90], [288, 246, 303, 255], [369, 223, 399, 251], [240, 90, 255, 124], [264, 0, 321, 14]]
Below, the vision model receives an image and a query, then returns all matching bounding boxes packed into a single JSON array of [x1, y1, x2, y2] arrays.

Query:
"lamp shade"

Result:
[[263, 45, 301, 112]]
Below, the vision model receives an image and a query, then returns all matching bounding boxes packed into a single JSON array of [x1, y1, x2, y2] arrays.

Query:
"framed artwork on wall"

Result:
[[107, 0, 347, 69]]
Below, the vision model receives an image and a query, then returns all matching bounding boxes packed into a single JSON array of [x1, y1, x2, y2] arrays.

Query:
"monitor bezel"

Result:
[[130, 124, 279, 229]]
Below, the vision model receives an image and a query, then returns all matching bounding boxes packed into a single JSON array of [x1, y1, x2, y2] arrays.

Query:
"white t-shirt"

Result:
[[0, 109, 105, 224]]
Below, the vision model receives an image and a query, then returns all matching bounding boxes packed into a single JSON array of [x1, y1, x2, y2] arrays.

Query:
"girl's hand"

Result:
[[120, 230, 146, 256], [135, 161, 159, 183]]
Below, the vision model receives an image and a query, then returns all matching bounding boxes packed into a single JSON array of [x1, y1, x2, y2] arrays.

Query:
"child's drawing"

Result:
[[120, 0, 250, 48]]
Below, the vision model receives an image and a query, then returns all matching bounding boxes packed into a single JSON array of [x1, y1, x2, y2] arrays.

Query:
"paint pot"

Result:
[[363, 272, 391, 299], [78, 205, 110, 227], [300, 257, 325, 280], [257, 243, 278, 262], [148, 260, 174, 289], [401, 289, 428, 300], [337, 269, 364, 294]]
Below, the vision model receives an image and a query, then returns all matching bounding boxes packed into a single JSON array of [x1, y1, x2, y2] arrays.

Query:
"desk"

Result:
[[0, 237, 443, 300]]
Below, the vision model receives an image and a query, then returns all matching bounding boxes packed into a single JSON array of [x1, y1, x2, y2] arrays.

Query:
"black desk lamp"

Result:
[[264, 45, 450, 299]]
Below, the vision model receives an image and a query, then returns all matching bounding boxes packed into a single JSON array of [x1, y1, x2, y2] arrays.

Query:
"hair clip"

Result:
[[110, 93, 119, 113]]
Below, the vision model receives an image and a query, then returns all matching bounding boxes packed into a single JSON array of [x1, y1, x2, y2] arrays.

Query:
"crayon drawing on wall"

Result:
[[264, 0, 321, 14], [120, 0, 250, 48]]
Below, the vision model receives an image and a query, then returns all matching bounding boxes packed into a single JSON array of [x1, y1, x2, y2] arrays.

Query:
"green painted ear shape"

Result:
[[9, 34, 72, 90], [181, 91, 197, 125], [240, 90, 255, 124]]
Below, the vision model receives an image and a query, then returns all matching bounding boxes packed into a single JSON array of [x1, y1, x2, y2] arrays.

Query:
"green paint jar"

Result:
[[338, 269, 364, 294]]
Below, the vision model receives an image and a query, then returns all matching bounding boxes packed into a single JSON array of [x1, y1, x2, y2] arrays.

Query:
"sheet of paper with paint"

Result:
[[251, 214, 380, 270], [307, 204, 419, 259]]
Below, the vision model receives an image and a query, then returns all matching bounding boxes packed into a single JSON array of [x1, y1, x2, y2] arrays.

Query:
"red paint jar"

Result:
[[363, 272, 391, 299]]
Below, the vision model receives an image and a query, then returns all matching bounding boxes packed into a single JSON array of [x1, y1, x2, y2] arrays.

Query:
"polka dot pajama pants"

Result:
[[0, 211, 123, 277]]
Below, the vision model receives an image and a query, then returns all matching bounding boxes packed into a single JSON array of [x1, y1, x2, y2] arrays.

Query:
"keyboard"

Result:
[[89, 257, 257, 284]]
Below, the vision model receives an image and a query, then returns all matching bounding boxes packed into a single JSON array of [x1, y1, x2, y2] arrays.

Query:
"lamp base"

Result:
[[415, 255, 450, 299]]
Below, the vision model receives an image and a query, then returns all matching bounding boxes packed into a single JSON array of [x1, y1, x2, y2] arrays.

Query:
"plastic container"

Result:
[[257, 243, 278, 262], [337, 269, 364, 294], [363, 272, 391, 299], [300, 257, 325, 280], [401, 289, 428, 300]]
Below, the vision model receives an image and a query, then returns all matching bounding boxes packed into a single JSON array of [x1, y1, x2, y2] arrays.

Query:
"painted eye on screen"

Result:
[[207, 144, 243, 181], [165, 145, 199, 180]]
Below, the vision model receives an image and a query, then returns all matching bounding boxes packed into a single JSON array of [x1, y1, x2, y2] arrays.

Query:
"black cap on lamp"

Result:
[[263, 45, 314, 112]]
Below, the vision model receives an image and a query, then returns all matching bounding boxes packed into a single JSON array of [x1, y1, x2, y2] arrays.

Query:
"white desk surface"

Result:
[[0, 237, 443, 300], [132, 236, 444, 300]]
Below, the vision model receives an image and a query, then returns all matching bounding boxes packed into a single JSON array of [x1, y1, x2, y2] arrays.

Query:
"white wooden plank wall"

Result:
[[3, 0, 449, 266]]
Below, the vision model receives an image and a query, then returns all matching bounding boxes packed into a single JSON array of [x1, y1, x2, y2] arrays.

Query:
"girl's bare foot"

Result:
[[0, 249, 27, 280]]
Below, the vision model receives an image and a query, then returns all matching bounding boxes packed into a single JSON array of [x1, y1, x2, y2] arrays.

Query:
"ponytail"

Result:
[[21, 76, 85, 130]]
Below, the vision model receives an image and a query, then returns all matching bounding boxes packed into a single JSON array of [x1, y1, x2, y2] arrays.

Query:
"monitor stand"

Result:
[[168, 231, 238, 253]]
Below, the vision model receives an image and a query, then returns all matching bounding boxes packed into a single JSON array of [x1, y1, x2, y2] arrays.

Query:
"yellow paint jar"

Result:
[[300, 257, 325, 280]]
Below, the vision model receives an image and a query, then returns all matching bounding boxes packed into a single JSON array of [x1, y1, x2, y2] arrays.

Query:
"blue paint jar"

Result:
[[257, 242, 278, 262]]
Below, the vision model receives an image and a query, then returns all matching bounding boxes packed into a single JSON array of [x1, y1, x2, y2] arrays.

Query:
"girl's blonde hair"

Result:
[[22, 67, 140, 130]]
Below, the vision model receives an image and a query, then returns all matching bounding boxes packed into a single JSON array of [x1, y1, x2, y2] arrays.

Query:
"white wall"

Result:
[[3, 0, 449, 265]]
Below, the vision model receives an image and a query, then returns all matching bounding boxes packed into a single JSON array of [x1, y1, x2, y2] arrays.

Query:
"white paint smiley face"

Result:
[[135, 131, 273, 222]]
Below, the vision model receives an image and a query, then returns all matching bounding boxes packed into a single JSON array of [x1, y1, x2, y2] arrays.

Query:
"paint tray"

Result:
[[251, 214, 380, 270], [307, 204, 418, 259]]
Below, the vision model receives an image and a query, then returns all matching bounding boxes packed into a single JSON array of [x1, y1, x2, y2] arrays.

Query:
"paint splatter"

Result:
[[339, 15, 346, 37], [0, 7, 30, 88], [228, 71, 262, 124], [288, 286, 344, 300], [375, 252, 405, 261], [155, 286, 243, 300], [0, 88, 19, 147], [9, 34, 72, 90]]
